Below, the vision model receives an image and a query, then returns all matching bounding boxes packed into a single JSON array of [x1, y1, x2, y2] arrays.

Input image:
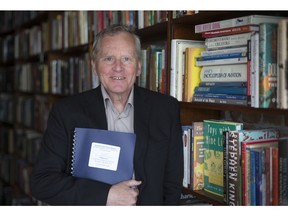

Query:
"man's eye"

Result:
[[105, 57, 114, 61]]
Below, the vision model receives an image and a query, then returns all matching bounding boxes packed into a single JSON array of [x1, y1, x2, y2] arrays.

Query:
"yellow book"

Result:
[[184, 47, 205, 102]]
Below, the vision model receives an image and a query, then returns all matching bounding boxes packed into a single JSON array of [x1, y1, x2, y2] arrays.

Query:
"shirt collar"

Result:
[[101, 84, 134, 110]]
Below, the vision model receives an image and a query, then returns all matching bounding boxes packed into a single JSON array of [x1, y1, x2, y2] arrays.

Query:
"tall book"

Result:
[[182, 125, 192, 188], [259, 23, 278, 108], [183, 47, 205, 102], [277, 19, 288, 109], [203, 119, 243, 197], [226, 129, 279, 206], [191, 122, 204, 191], [170, 39, 205, 101], [195, 14, 285, 33], [71, 128, 136, 185], [279, 136, 288, 205]]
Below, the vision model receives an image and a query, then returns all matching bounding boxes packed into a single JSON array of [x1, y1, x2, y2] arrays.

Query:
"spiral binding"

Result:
[[71, 129, 76, 176]]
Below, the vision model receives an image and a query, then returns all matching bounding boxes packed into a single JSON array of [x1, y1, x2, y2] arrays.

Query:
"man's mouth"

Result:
[[111, 76, 125, 80]]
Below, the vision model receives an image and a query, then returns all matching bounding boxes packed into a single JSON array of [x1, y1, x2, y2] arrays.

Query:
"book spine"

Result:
[[259, 23, 278, 108], [193, 93, 247, 100], [255, 149, 263, 205], [201, 46, 247, 56], [279, 137, 288, 205], [200, 64, 248, 82], [194, 86, 247, 95], [223, 131, 229, 204], [272, 147, 279, 205], [201, 25, 259, 38], [196, 56, 248, 66], [227, 131, 240, 205], [192, 97, 247, 106], [250, 149, 256, 205], [196, 52, 247, 61], [195, 15, 283, 33], [205, 32, 252, 50], [250, 32, 260, 108], [199, 81, 247, 87], [192, 122, 204, 190]]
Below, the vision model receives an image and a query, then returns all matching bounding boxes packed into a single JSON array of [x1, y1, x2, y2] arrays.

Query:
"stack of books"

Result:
[[193, 14, 285, 107]]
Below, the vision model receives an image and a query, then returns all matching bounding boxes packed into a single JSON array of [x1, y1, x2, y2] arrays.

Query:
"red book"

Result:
[[201, 25, 259, 38], [272, 147, 279, 205]]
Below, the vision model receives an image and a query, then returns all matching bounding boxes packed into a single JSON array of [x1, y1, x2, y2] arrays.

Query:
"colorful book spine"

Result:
[[184, 47, 205, 102], [200, 64, 247, 82], [259, 23, 278, 108], [192, 122, 204, 190], [203, 120, 243, 197], [193, 93, 247, 100], [195, 14, 284, 33], [201, 25, 260, 38], [196, 52, 247, 61], [194, 86, 247, 95]]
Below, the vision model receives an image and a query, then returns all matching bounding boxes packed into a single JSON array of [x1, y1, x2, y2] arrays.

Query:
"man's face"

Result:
[[94, 32, 141, 97]]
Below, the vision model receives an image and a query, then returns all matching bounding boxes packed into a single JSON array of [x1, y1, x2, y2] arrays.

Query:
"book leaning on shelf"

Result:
[[71, 127, 136, 185]]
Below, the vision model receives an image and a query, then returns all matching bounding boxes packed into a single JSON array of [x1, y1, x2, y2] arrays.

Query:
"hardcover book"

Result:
[[200, 64, 247, 82], [241, 138, 279, 205], [195, 14, 284, 33], [227, 129, 279, 206], [203, 119, 243, 197], [71, 127, 136, 185], [192, 122, 204, 190], [259, 23, 278, 108], [170, 39, 205, 101]]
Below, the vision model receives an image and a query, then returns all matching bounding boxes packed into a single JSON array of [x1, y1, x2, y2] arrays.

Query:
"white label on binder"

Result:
[[88, 142, 120, 171]]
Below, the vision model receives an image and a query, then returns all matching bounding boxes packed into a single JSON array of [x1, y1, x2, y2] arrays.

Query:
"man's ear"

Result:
[[136, 61, 142, 76], [91, 60, 97, 75]]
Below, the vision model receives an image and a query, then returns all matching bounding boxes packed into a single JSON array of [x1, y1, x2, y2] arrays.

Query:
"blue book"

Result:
[[194, 86, 247, 95], [193, 93, 247, 100], [196, 52, 247, 61], [199, 81, 247, 87], [249, 149, 256, 205], [71, 127, 136, 185]]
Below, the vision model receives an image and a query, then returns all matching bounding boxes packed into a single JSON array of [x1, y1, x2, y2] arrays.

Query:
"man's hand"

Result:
[[106, 180, 142, 205]]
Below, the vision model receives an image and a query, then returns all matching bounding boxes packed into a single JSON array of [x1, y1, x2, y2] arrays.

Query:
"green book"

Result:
[[203, 119, 243, 197]]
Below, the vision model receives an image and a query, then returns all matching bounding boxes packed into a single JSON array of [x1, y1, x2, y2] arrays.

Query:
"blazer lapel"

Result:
[[133, 86, 150, 182]]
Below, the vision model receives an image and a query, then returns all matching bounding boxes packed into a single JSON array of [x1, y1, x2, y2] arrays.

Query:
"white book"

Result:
[[201, 47, 247, 56], [277, 19, 288, 109], [195, 14, 285, 33], [170, 39, 205, 101], [196, 56, 248, 66], [250, 32, 260, 108], [205, 32, 252, 50], [200, 64, 247, 82]]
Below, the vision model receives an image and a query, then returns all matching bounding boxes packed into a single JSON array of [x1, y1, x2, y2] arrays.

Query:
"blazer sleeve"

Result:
[[30, 101, 111, 205], [163, 98, 184, 205]]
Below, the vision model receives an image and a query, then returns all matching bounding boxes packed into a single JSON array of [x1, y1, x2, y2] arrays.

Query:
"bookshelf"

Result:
[[0, 10, 287, 205]]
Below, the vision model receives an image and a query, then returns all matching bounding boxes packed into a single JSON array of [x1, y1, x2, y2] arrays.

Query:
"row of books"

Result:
[[0, 94, 49, 132], [192, 14, 288, 109], [137, 44, 167, 94], [181, 119, 288, 205]]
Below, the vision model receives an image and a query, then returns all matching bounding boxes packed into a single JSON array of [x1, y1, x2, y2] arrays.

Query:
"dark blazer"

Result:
[[30, 85, 184, 205]]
